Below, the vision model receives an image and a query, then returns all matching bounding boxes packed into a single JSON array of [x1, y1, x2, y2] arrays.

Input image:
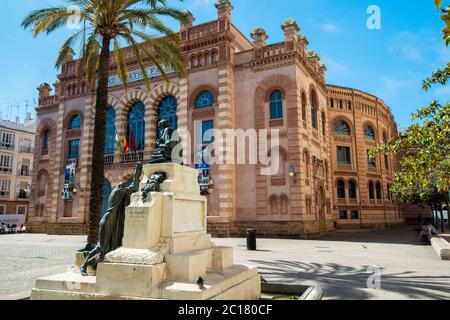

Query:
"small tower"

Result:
[[180, 10, 195, 30], [250, 27, 269, 48], [281, 18, 300, 41], [215, 0, 233, 20], [37, 83, 52, 99]]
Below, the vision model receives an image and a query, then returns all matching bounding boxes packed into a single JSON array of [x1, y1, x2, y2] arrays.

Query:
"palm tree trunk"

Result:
[[87, 36, 111, 245]]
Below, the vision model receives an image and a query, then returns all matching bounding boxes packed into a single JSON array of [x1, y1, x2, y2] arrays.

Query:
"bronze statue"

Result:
[[148, 119, 178, 164], [141, 172, 168, 201], [80, 162, 143, 276]]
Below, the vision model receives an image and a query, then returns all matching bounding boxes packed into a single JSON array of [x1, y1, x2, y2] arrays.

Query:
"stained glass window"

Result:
[[105, 107, 116, 155], [68, 140, 80, 159], [195, 91, 214, 108], [127, 102, 145, 151], [334, 121, 351, 135], [158, 96, 178, 130], [364, 126, 376, 140], [337, 146, 351, 165], [42, 130, 50, 150], [270, 90, 283, 120], [69, 115, 82, 129]]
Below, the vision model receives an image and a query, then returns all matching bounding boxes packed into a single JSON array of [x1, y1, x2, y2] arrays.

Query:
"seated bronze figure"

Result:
[[148, 119, 178, 164]]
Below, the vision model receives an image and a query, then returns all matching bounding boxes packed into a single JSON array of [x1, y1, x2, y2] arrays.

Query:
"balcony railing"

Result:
[[17, 192, 29, 199], [0, 167, 13, 174], [104, 155, 114, 165], [122, 152, 144, 164], [0, 143, 15, 151], [19, 169, 30, 177], [20, 146, 34, 153], [0, 191, 10, 198]]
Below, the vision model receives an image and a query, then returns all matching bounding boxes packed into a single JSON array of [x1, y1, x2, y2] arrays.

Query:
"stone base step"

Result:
[[30, 265, 260, 301], [34, 273, 96, 294]]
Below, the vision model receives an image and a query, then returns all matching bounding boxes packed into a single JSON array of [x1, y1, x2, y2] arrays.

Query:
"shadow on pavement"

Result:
[[251, 259, 450, 300]]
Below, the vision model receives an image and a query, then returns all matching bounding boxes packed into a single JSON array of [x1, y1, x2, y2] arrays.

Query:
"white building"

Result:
[[0, 113, 36, 226]]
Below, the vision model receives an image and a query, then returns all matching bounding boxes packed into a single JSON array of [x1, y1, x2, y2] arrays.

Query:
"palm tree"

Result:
[[22, 0, 187, 247]]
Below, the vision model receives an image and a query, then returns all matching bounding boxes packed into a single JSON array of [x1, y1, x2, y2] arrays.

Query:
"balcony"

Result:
[[0, 191, 10, 199], [104, 155, 114, 165], [20, 146, 34, 153], [17, 192, 29, 200], [122, 152, 144, 164], [0, 142, 15, 151], [0, 167, 13, 175], [19, 169, 30, 177]]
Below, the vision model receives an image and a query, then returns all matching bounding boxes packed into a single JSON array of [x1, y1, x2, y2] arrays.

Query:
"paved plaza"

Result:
[[0, 227, 449, 300]]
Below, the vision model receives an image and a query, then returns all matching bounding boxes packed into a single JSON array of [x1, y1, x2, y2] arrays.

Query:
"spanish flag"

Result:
[[115, 132, 124, 156]]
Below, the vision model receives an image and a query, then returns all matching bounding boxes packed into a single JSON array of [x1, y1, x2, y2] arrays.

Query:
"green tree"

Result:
[[22, 0, 188, 247], [373, 1, 450, 230]]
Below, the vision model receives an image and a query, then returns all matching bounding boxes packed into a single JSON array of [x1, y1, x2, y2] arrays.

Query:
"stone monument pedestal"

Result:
[[31, 164, 261, 300]]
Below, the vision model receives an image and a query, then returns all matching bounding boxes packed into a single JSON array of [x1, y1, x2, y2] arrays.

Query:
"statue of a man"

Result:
[[148, 119, 179, 164], [80, 162, 143, 276]]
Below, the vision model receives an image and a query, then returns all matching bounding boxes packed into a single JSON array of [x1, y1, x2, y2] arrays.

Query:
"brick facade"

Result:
[[28, 1, 410, 237]]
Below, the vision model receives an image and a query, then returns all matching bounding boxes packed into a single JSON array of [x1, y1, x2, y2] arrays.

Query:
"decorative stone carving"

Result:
[[281, 18, 300, 32], [215, 0, 234, 10]]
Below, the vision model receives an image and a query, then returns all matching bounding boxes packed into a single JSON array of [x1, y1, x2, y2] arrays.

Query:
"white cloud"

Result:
[[321, 55, 350, 76], [388, 31, 423, 61], [376, 77, 412, 98], [433, 86, 450, 100], [321, 23, 340, 33]]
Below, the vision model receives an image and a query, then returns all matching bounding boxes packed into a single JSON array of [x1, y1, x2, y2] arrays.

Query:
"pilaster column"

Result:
[[49, 101, 65, 223], [78, 97, 94, 223], [216, 66, 236, 221], [178, 78, 190, 164]]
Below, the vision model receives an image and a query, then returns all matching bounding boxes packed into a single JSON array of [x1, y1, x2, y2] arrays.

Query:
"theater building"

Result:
[[27, 0, 406, 236]]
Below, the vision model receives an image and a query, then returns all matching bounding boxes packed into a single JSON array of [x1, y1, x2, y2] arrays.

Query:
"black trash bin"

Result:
[[246, 228, 257, 251]]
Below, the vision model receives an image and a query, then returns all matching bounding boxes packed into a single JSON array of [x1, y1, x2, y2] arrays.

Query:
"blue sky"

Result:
[[0, 0, 448, 129]]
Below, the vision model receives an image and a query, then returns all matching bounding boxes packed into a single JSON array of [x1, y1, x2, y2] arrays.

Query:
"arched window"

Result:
[[383, 132, 388, 144], [349, 180, 357, 199], [321, 111, 326, 137], [42, 130, 50, 150], [334, 120, 351, 135], [68, 115, 82, 129], [270, 195, 278, 215], [195, 91, 215, 109], [158, 96, 178, 130], [270, 90, 283, 120], [376, 182, 382, 200], [304, 151, 310, 178], [364, 125, 376, 140], [337, 179, 346, 199], [127, 102, 145, 151], [37, 170, 49, 197], [211, 51, 218, 64], [368, 181, 375, 200], [387, 184, 392, 200], [281, 195, 289, 215], [105, 107, 116, 155], [310, 90, 318, 129], [301, 92, 307, 121], [190, 56, 197, 68]]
